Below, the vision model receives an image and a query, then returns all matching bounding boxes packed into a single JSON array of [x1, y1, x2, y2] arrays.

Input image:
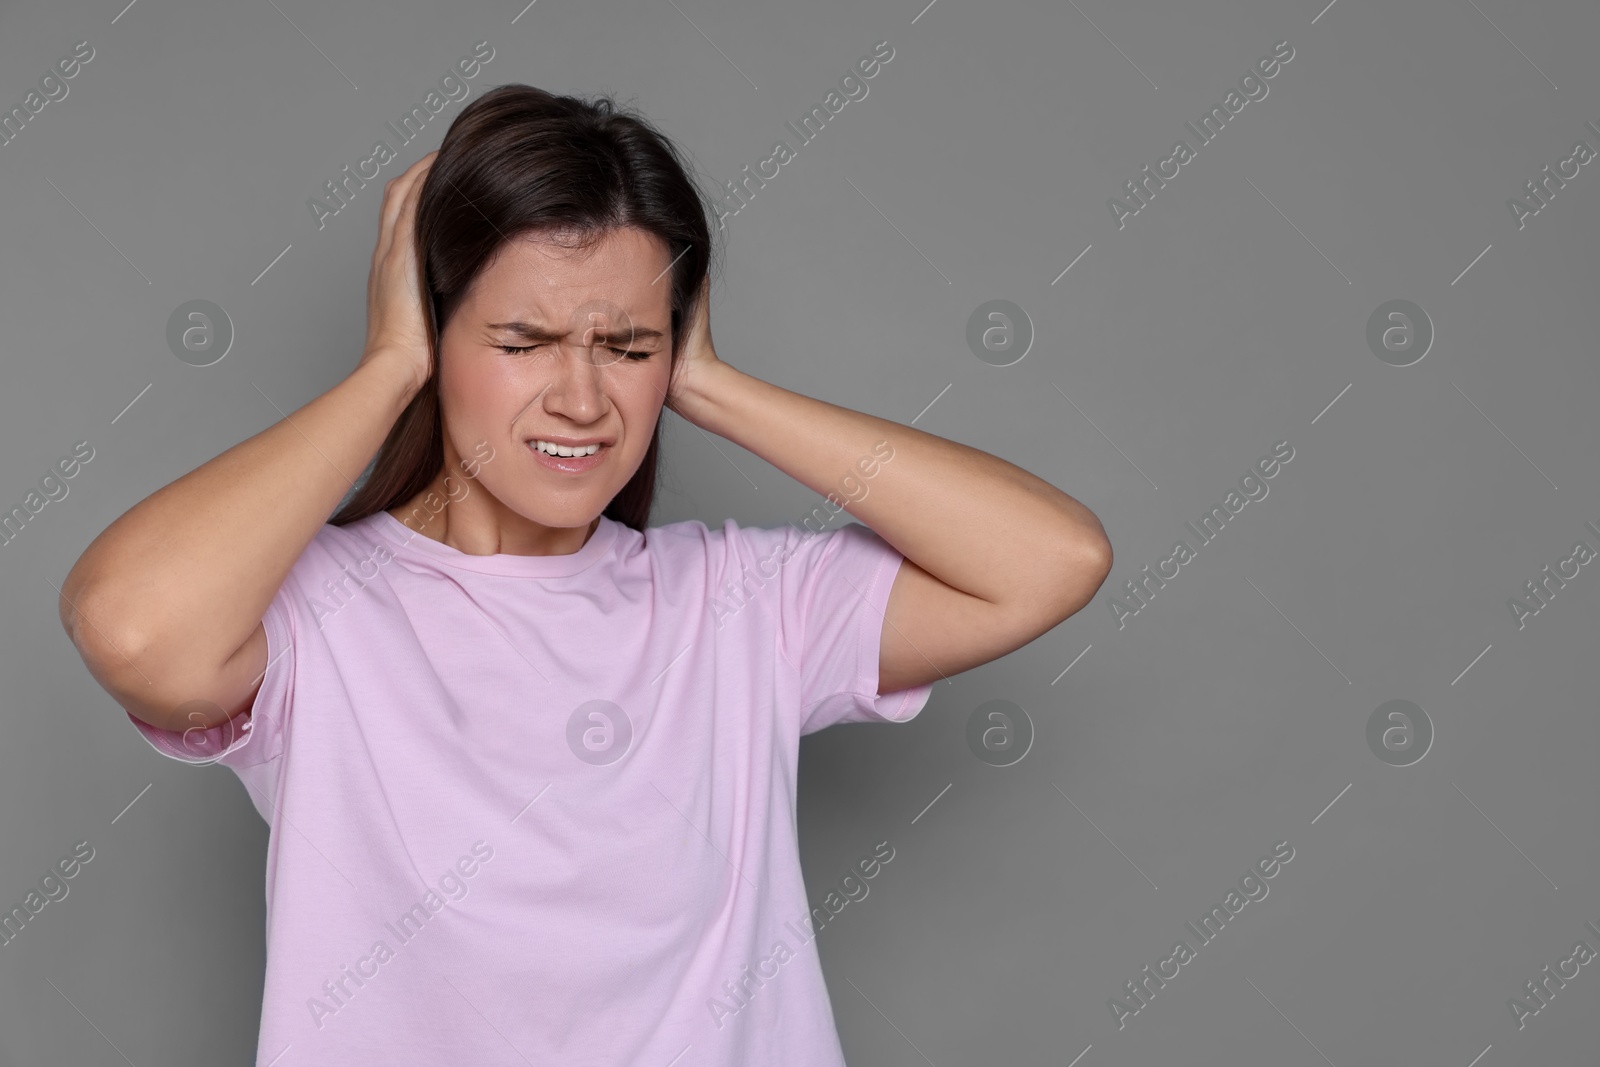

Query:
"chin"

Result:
[[506, 496, 611, 529]]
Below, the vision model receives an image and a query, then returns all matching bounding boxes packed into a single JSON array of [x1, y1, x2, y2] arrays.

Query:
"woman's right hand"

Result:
[[357, 150, 439, 394]]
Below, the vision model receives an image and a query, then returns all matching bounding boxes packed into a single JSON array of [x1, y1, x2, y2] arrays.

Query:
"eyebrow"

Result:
[[484, 320, 668, 345]]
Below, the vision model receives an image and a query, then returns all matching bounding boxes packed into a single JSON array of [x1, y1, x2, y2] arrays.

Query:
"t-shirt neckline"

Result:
[[367, 509, 620, 577]]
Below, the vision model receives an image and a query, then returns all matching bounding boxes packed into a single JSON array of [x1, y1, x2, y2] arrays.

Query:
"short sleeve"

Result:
[[122, 582, 295, 769], [724, 520, 935, 735]]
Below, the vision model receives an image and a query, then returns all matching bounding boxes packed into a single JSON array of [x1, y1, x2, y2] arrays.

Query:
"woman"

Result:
[[60, 85, 1112, 1066]]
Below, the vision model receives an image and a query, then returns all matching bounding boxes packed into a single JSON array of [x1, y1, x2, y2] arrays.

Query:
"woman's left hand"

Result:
[[666, 275, 725, 417]]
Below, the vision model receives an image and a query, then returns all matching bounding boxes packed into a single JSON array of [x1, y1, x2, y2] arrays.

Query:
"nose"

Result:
[[538, 340, 608, 423]]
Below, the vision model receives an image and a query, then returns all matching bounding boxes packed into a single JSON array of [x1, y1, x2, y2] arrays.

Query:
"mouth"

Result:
[[526, 438, 609, 473]]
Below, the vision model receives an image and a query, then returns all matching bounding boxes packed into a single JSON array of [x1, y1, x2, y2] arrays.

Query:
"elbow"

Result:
[[60, 577, 112, 663], [1066, 507, 1113, 581], [1069, 522, 1113, 585], [1083, 544, 1115, 603], [1085, 533, 1113, 578], [60, 579, 143, 668], [1053, 536, 1113, 618], [59, 562, 127, 656], [71, 634, 211, 736], [62, 585, 164, 714]]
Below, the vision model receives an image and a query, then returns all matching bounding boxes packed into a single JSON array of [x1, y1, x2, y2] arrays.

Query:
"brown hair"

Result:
[[330, 84, 720, 533]]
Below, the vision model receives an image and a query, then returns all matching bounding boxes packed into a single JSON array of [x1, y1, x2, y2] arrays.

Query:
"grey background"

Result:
[[2, 0, 1596, 1063]]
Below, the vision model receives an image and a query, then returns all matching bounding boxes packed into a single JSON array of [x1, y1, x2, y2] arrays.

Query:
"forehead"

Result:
[[467, 226, 675, 326]]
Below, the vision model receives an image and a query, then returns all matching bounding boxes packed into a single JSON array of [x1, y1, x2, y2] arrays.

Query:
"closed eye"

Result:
[[497, 345, 652, 361]]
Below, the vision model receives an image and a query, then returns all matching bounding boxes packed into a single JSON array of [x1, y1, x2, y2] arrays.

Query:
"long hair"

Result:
[[330, 84, 719, 533]]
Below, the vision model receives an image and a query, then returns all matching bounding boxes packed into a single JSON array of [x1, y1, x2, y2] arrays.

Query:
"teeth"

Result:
[[533, 440, 601, 458]]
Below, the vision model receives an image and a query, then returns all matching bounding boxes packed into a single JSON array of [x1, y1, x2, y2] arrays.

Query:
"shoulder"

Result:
[[628, 518, 811, 589], [635, 516, 820, 562], [269, 514, 407, 599], [646, 516, 895, 586], [310, 513, 400, 566], [631, 516, 762, 557]]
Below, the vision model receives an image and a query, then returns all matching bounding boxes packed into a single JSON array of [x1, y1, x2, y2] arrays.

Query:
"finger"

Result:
[[400, 151, 437, 200], [394, 156, 434, 252], [375, 153, 437, 262], [397, 151, 438, 212], [394, 149, 438, 193], [374, 176, 407, 266]]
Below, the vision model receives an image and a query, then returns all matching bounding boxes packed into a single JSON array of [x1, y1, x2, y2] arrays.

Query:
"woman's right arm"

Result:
[[59, 152, 438, 736]]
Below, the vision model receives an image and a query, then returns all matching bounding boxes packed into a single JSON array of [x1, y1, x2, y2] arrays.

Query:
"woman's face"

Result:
[[433, 225, 675, 544]]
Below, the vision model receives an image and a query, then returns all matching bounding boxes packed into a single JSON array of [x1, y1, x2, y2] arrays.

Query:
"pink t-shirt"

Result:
[[126, 509, 934, 1066]]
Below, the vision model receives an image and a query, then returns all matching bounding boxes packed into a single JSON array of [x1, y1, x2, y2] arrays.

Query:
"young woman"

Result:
[[60, 85, 1112, 1066]]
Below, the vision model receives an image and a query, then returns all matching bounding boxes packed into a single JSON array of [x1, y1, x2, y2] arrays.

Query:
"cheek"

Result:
[[653, 362, 675, 399], [600, 354, 667, 391], [616, 367, 670, 426], [442, 356, 524, 424]]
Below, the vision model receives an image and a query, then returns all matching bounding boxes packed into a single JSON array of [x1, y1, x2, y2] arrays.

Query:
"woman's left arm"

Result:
[[668, 281, 1114, 694]]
